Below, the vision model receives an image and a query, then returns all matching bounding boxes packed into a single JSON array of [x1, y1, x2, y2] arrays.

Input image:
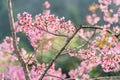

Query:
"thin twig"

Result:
[[8, 0, 31, 80], [82, 25, 118, 38], [79, 29, 96, 48], [26, 43, 41, 64], [37, 27, 69, 38], [82, 25, 112, 33], [39, 25, 82, 80], [90, 76, 120, 80], [46, 74, 64, 80]]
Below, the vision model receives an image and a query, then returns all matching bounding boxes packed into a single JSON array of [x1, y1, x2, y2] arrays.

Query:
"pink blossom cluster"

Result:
[[89, 29, 120, 72], [86, 14, 100, 25], [99, 0, 120, 6], [16, 12, 75, 50], [20, 48, 36, 64], [0, 65, 25, 80], [1, 0, 120, 80], [101, 50, 120, 72], [87, 0, 120, 25], [43, 1, 51, 15], [43, 1, 51, 9], [99, 0, 120, 24], [85, 0, 120, 73], [68, 24, 120, 78], [0, 37, 24, 80], [69, 57, 100, 80], [78, 29, 94, 41], [0, 36, 17, 54], [98, 0, 112, 5], [68, 48, 101, 79], [30, 64, 66, 80]]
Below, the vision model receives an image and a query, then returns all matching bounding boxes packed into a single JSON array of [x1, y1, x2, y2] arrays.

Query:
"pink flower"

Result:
[[43, 1, 51, 9], [103, 13, 119, 24], [30, 64, 66, 80], [0, 36, 19, 54], [81, 74, 90, 80], [7, 65, 25, 80], [103, 24, 110, 30], [86, 14, 100, 25], [113, 26, 120, 34], [78, 49, 95, 59], [113, 0, 120, 6], [16, 12, 75, 50], [102, 45, 109, 52], [118, 8, 120, 16], [101, 51, 120, 72], [108, 37, 116, 45], [99, 4, 108, 13], [68, 70, 77, 79], [98, 0, 112, 5]]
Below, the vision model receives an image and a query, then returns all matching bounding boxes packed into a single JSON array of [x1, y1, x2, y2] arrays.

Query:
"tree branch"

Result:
[[82, 25, 120, 41], [90, 76, 120, 80], [39, 25, 82, 80], [82, 25, 112, 34], [37, 27, 69, 38], [45, 74, 64, 80], [7, 0, 31, 80]]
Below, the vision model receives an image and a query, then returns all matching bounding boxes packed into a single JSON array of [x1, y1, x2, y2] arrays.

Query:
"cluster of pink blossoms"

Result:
[[15, 12, 75, 50], [0, 36, 16, 54], [0, 1, 74, 80], [1, 0, 120, 80], [86, 14, 100, 25], [0, 45, 66, 80], [30, 64, 66, 80], [68, 0, 120, 79], [0, 37, 26, 80], [99, 0, 120, 24], [68, 49, 101, 80], [99, 0, 120, 6], [15, 0, 75, 50]]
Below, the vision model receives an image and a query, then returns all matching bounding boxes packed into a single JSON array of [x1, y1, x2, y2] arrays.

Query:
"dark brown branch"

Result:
[[37, 27, 69, 38], [82, 25, 112, 34], [90, 76, 120, 80], [46, 74, 64, 80], [82, 25, 120, 41], [8, 0, 31, 80], [39, 25, 82, 80]]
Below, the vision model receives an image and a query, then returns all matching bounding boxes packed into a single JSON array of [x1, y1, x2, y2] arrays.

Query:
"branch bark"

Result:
[[7, 0, 31, 80], [82, 25, 120, 41], [37, 27, 69, 38], [39, 25, 82, 80], [90, 76, 120, 80]]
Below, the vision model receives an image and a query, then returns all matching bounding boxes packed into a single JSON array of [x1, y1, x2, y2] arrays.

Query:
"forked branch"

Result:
[[39, 25, 82, 80], [8, 0, 31, 80]]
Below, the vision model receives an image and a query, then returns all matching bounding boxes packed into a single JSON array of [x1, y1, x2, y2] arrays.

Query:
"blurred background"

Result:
[[1, 0, 120, 79]]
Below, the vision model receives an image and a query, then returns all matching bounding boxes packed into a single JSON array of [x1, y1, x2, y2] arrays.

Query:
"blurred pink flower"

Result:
[[113, 26, 120, 34], [101, 51, 120, 72], [113, 0, 120, 6], [43, 1, 51, 9], [98, 0, 111, 5], [104, 13, 119, 24], [100, 4, 108, 13], [86, 14, 100, 25], [7, 65, 25, 80]]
